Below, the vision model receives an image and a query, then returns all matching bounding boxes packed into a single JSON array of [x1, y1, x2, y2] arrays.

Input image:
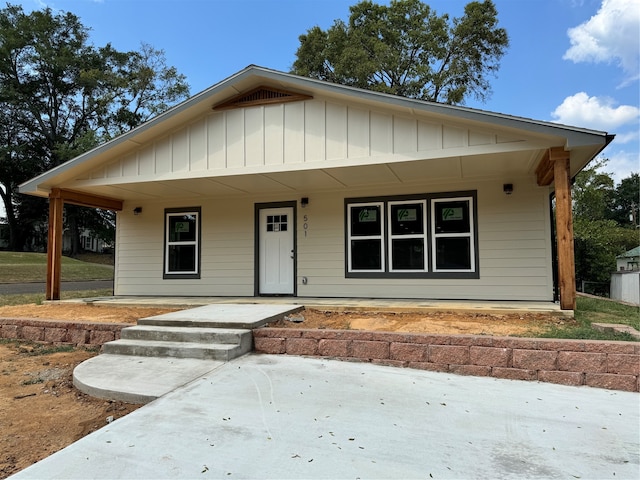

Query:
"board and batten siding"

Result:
[[76, 97, 529, 187], [114, 177, 553, 301]]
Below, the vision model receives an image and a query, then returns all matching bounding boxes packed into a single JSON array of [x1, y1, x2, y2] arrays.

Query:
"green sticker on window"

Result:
[[442, 207, 463, 221], [359, 208, 377, 222], [397, 208, 417, 221], [175, 221, 190, 233]]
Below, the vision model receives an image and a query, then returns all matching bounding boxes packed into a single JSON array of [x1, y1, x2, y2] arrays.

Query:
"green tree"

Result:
[[609, 172, 639, 228], [0, 4, 189, 252], [291, 0, 509, 104], [572, 163, 640, 290]]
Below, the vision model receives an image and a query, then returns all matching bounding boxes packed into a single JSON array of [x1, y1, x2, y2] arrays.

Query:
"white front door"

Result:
[[259, 207, 295, 295]]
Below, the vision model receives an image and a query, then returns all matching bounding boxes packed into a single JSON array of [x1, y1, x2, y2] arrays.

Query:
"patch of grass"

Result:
[[27, 344, 76, 356], [0, 252, 113, 283], [536, 296, 639, 341], [22, 377, 44, 385], [0, 289, 113, 307]]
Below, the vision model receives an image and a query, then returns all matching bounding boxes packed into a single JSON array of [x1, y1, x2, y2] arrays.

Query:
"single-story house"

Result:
[[616, 246, 640, 272], [19, 66, 613, 310]]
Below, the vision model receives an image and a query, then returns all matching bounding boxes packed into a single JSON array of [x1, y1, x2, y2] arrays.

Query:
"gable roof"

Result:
[[20, 65, 613, 199], [618, 246, 640, 259]]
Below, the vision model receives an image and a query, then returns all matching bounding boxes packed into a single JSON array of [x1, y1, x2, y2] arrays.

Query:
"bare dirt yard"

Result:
[[0, 303, 569, 478]]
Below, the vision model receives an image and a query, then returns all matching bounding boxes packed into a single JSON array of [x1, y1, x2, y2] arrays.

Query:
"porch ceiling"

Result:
[[61, 149, 539, 202]]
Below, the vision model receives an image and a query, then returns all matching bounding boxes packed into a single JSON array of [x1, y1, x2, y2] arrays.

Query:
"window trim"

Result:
[[347, 201, 385, 273], [431, 196, 475, 273], [163, 207, 201, 280], [344, 191, 479, 279], [387, 199, 428, 273]]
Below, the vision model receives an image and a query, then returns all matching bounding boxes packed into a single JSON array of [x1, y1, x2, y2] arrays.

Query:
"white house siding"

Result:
[[114, 176, 553, 301], [115, 199, 255, 296], [70, 97, 534, 190]]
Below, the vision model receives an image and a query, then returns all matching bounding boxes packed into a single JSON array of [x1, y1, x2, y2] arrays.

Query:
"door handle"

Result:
[[290, 249, 294, 259]]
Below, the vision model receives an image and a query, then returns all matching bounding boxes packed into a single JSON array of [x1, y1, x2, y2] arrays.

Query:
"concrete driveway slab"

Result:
[[11, 354, 640, 479]]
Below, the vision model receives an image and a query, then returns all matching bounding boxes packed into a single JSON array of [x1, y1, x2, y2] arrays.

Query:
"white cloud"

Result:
[[563, 0, 640, 81], [599, 149, 640, 182], [551, 92, 639, 131]]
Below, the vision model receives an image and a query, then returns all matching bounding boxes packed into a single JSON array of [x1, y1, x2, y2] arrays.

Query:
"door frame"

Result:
[[254, 201, 297, 296]]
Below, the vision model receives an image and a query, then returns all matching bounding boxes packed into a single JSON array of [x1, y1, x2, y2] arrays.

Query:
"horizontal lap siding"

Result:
[[114, 178, 553, 301], [115, 200, 254, 296], [296, 179, 553, 301]]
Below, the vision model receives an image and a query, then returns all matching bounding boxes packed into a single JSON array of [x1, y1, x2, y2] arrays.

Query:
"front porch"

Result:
[[56, 295, 571, 316]]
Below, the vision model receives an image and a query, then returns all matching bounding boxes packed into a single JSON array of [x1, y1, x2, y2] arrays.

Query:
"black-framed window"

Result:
[[347, 202, 384, 272], [432, 197, 475, 272], [388, 200, 427, 272], [164, 207, 201, 279], [345, 191, 478, 278]]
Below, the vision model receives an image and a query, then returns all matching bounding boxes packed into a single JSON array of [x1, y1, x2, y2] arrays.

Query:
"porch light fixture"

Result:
[[301, 197, 309, 207], [503, 184, 513, 195], [133, 207, 142, 215]]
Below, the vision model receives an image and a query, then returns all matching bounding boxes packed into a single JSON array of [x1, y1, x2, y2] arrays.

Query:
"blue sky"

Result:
[[14, 0, 640, 184]]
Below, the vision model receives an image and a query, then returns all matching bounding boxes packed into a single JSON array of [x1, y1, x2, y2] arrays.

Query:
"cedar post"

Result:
[[551, 148, 576, 310], [45, 188, 122, 301], [46, 190, 64, 300]]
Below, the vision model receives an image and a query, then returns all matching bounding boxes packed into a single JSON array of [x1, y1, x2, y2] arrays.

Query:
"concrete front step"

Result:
[[102, 338, 249, 361], [138, 303, 303, 329], [121, 325, 251, 345]]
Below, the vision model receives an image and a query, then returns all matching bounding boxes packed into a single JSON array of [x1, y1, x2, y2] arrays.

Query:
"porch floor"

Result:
[[55, 295, 572, 316]]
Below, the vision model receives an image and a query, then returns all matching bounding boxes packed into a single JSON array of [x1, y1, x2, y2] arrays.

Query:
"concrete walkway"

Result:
[[11, 355, 639, 480], [73, 304, 302, 403]]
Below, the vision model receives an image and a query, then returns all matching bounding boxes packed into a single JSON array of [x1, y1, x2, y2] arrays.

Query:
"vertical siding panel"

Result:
[[138, 145, 154, 176], [370, 111, 392, 156], [418, 120, 442, 151], [284, 102, 304, 164], [443, 125, 467, 149], [393, 116, 417, 153], [304, 101, 325, 163], [106, 160, 122, 178], [121, 153, 137, 177], [226, 109, 245, 168], [264, 104, 284, 166], [207, 112, 226, 170], [244, 107, 264, 167], [172, 128, 189, 172], [155, 137, 171, 174], [326, 102, 347, 160], [347, 106, 369, 159], [189, 119, 207, 171]]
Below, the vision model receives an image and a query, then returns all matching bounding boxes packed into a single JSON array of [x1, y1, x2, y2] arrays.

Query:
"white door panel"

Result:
[[259, 207, 294, 294]]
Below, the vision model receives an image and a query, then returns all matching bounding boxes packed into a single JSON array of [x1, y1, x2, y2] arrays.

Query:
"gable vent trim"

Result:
[[213, 86, 313, 110]]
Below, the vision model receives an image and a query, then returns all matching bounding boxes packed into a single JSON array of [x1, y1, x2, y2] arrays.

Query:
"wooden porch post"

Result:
[[46, 188, 123, 301], [46, 190, 64, 300], [551, 148, 576, 310]]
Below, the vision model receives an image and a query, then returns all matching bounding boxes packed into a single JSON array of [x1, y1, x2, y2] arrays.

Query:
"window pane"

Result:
[[351, 239, 382, 270], [391, 238, 425, 270], [350, 205, 381, 236], [390, 203, 423, 235], [168, 245, 196, 272], [169, 214, 197, 242], [435, 237, 471, 270], [434, 201, 470, 234]]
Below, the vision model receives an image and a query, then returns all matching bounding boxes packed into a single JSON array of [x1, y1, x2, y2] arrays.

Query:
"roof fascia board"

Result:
[[20, 65, 612, 195]]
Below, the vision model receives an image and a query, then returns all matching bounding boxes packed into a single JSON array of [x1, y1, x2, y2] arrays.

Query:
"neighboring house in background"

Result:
[[19, 66, 612, 308], [62, 228, 110, 254], [616, 246, 640, 272], [611, 246, 640, 306]]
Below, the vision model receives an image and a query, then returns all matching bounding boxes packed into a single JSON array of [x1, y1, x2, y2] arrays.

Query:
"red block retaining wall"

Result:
[[253, 328, 640, 392], [0, 318, 127, 346]]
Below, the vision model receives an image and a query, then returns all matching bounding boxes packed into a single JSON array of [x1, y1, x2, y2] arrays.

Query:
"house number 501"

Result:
[[303, 215, 309, 237]]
